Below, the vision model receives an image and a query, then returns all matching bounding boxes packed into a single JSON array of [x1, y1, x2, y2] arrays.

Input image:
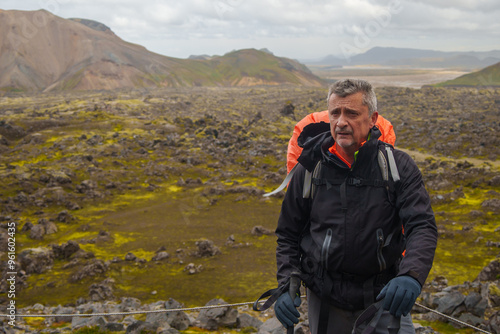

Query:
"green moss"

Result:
[[73, 327, 110, 334], [489, 283, 500, 296]]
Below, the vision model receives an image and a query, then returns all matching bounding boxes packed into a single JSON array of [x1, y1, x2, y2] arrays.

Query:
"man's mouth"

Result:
[[336, 131, 352, 136]]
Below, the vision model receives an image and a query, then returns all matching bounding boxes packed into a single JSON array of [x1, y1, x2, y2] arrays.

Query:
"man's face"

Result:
[[328, 92, 378, 154]]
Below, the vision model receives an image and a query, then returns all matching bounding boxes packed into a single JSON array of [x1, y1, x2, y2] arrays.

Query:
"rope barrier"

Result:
[[1, 299, 493, 334], [414, 302, 492, 334], [0, 301, 260, 318]]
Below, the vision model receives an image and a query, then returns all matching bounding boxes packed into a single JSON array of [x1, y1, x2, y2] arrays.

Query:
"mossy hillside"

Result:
[[436, 61, 500, 87], [1, 86, 499, 313], [17, 193, 281, 307]]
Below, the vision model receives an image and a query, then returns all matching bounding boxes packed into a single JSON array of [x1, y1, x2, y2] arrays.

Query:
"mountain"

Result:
[[306, 47, 500, 69], [0, 9, 324, 92], [436, 62, 500, 87]]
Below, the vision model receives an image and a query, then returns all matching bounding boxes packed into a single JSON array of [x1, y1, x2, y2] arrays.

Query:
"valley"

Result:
[[0, 84, 498, 312]]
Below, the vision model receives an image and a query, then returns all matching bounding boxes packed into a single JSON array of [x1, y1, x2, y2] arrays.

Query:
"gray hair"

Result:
[[327, 79, 377, 114]]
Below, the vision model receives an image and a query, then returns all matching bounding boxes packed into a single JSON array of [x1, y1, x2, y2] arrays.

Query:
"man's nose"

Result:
[[337, 113, 348, 127]]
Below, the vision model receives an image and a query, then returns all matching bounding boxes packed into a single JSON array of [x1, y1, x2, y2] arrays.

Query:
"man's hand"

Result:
[[274, 293, 301, 328], [377, 275, 421, 317]]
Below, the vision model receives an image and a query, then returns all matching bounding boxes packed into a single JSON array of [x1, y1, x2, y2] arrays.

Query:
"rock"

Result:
[[427, 275, 448, 291], [476, 259, 500, 282], [165, 298, 191, 330], [125, 252, 137, 261], [464, 291, 488, 317], [66, 201, 81, 210], [95, 230, 113, 243], [295, 322, 310, 334], [152, 251, 170, 261], [57, 210, 74, 223], [21, 221, 33, 232], [482, 198, 500, 212], [414, 325, 440, 333], [145, 312, 170, 329], [251, 225, 273, 236], [194, 239, 221, 257], [119, 297, 142, 311], [89, 278, 114, 301], [489, 175, 500, 186], [125, 320, 158, 334], [280, 102, 295, 119], [457, 313, 486, 328], [29, 224, 45, 240], [69, 259, 108, 282], [77, 180, 98, 193], [436, 291, 465, 315], [71, 316, 107, 330], [39, 218, 58, 235], [53, 305, 75, 323], [184, 263, 203, 274], [0, 230, 9, 252], [18, 247, 54, 274], [488, 310, 500, 334], [157, 328, 180, 334], [50, 170, 73, 184], [489, 282, 500, 307], [105, 322, 125, 332], [238, 313, 264, 329], [257, 317, 286, 334], [52, 240, 80, 259], [196, 299, 238, 330], [86, 135, 103, 146]]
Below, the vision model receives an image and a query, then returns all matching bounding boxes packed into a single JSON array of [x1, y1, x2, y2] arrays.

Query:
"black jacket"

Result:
[[276, 124, 438, 310]]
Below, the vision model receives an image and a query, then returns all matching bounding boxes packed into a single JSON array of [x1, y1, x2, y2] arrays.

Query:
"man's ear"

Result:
[[370, 111, 379, 128]]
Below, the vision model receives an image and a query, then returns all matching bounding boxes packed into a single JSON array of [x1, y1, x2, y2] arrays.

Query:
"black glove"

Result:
[[274, 292, 301, 328], [377, 275, 421, 317]]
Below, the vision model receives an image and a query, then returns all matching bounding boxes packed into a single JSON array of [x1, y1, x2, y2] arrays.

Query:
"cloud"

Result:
[[0, 0, 499, 58]]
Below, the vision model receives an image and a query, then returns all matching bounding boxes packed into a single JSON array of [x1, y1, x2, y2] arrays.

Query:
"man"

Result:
[[274, 79, 438, 334]]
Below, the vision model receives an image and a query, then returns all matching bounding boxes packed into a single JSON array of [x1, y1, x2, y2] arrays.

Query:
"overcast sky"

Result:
[[2, 0, 500, 60]]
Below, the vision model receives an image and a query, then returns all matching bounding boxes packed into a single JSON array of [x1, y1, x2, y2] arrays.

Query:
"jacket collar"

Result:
[[297, 122, 382, 172]]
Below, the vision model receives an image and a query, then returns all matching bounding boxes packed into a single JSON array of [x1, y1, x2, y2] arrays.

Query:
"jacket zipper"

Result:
[[320, 228, 333, 277], [376, 228, 387, 272]]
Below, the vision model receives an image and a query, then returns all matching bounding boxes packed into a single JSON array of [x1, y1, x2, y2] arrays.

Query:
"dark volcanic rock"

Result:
[[476, 259, 500, 282], [19, 247, 54, 274], [194, 239, 221, 257], [152, 251, 170, 261], [52, 240, 80, 259], [89, 278, 115, 301], [70, 259, 108, 282], [196, 298, 238, 330], [251, 225, 273, 236], [29, 224, 45, 240], [126, 320, 159, 334], [164, 298, 191, 330]]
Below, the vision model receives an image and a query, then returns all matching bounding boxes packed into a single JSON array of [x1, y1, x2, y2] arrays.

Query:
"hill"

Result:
[[305, 46, 500, 69], [0, 9, 324, 92], [435, 61, 500, 87]]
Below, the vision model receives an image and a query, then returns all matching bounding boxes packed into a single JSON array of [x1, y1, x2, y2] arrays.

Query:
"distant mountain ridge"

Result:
[[305, 47, 500, 69], [0, 9, 324, 92]]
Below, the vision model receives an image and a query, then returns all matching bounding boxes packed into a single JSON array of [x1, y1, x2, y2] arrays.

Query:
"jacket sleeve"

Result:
[[275, 164, 311, 286], [394, 151, 438, 286]]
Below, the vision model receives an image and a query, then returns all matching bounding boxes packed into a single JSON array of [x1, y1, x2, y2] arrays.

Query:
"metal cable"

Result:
[[414, 302, 492, 334], [1, 299, 494, 334], [1, 301, 258, 318]]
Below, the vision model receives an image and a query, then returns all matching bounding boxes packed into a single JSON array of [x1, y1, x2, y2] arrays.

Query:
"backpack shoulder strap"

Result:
[[378, 144, 400, 183], [304, 160, 322, 199]]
